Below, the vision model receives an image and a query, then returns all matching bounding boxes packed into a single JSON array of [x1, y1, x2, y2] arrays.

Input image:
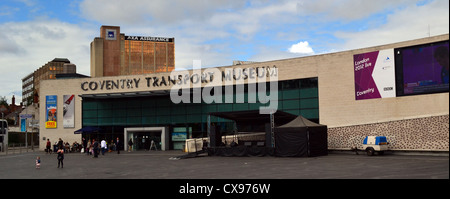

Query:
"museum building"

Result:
[[39, 34, 449, 152]]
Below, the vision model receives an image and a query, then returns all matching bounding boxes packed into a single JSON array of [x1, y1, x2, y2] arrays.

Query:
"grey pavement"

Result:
[[0, 150, 448, 179]]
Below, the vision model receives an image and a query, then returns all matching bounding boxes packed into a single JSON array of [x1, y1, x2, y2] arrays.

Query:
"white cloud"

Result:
[[174, 41, 233, 70], [0, 19, 95, 103], [79, 0, 248, 25], [78, 0, 303, 67], [288, 41, 314, 54], [16, 0, 36, 7], [0, 6, 20, 17], [80, 0, 298, 37], [296, 0, 421, 21], [249, 45, 301, 63], [332, 0, 449, 51], [0, 31, 23, 54]]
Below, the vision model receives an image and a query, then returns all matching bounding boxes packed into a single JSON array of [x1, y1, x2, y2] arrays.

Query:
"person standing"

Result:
[[202, 139, 208, 152], [101, 139, 106, 155], [116, 137, 121, 154], [57, 146, 64, 168], [110, 140, 115, 152], [35, 156, 41, 169], [82, 137, 87, 155], [128, 138, 133, 152], [57, 138, 63, 150], [87, 139, 92, 155], [92, 139, 99, 158], [46, 139, 52, 154], [150, 139, 157, 151]]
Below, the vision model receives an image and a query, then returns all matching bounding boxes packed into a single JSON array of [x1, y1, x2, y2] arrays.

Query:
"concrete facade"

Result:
[[40, 34, 449, 152]]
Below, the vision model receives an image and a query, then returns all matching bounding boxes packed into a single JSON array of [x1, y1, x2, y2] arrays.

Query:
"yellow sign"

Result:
[[45, 121, 57, 128]]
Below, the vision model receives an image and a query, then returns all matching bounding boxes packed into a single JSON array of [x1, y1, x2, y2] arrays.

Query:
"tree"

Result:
[[0, 96, 8, 108]]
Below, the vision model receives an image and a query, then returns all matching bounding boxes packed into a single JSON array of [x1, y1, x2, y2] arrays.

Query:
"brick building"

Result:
[[22, 58, 76, 106], [90, 25, 175, 77]]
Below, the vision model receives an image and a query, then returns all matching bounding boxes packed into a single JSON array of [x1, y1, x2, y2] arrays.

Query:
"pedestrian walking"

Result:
[[57, 146, 64, 168], [101, 139, 106, 155]]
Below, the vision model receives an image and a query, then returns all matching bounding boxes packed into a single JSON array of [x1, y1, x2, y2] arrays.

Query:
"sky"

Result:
[[0, 0, 449, 104]]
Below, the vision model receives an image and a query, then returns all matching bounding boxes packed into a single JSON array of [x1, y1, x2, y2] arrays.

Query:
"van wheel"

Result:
[[366, 148, 375, 156]]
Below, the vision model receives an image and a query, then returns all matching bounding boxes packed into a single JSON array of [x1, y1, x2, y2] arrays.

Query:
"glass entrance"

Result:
[[133, 131, 161, 151]]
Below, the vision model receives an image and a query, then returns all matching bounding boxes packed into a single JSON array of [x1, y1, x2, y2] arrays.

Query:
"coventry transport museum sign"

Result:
[[80, 65, 278, 92]]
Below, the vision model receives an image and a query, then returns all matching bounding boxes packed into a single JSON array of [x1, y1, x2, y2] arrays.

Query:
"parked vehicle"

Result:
[[362, 136, 389, 156]]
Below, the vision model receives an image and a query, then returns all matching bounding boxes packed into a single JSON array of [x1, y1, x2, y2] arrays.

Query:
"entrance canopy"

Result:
[[74, 126, 100, 134], [79, 90, 170, 99]]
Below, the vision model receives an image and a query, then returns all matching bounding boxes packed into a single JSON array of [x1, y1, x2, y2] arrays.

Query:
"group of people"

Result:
[[83, 138, 110, 157], [82, 137, 123, 157], [40, 137, 123, 169], [45, 139, 82, 154]]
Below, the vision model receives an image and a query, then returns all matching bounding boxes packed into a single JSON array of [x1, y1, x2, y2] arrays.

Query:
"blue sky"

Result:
[[0, 0, 449, 104]]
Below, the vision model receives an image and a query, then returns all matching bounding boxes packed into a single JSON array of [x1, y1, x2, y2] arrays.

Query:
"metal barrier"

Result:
[[0, 143, 35, 155]]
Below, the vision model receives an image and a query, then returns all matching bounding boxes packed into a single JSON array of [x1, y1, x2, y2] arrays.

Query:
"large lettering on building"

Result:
[[80, 65, 278, 92]]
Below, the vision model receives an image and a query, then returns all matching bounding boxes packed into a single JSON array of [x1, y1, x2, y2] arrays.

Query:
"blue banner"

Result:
[[45, 95, 57, 128], [21, 118, 26, 132]]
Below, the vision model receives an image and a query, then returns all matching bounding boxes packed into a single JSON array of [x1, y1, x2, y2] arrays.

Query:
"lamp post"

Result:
[[31, 116, 34, 151], [1, 112, 4, 153]]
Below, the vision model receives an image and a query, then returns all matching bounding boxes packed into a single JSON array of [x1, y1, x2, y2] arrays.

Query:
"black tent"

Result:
[[275, 116, 328, 157], [207, 110, 297, 156]]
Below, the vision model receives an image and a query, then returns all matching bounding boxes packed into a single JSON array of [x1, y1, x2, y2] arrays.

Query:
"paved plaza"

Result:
[[0, 150, 448, 179]]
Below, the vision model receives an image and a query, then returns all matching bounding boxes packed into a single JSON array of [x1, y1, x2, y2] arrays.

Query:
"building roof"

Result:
[[51, 58, 71, 63], [55, 73, 90, 79]]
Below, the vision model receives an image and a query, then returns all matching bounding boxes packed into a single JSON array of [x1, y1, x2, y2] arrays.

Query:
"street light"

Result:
[[1, 112, 4, 152]]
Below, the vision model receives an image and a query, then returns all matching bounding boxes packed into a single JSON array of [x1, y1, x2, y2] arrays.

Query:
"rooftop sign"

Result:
[[125, 35, 174, 42]]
